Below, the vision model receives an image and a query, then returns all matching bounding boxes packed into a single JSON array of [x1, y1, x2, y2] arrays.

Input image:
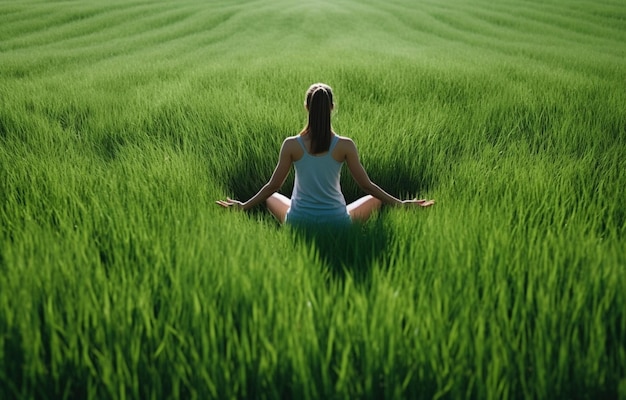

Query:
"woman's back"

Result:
[[287, 135, 349, 225]]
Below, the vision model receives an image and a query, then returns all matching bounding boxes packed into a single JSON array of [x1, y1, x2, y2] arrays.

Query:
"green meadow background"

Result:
[[1, 0, 625, 398]]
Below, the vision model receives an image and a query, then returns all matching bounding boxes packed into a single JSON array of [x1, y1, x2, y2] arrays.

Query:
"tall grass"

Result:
[[1, 0, 625, 398]]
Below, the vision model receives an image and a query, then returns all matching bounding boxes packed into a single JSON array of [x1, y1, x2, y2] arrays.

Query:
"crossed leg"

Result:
[[266, 193, 291, 223], [347, 195, 382, 223], [266, 193, 382, 224]]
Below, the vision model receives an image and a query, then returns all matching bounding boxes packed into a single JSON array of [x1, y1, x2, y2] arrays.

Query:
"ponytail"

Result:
[[302, 83, 334, 154]]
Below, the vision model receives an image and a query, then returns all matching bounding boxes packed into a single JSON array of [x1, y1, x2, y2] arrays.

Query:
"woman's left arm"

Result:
[[216, 139, 293, 211]]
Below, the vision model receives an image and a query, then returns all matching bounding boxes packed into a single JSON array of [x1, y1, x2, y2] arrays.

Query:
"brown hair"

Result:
[[300, 83, 334, 154]]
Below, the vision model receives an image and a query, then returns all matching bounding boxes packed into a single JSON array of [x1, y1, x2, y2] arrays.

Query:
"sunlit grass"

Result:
[[1, 0, 625, 398]]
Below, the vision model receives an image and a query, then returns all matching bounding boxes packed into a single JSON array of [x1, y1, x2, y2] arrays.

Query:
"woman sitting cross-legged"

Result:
[[216, 83, 434, 226]]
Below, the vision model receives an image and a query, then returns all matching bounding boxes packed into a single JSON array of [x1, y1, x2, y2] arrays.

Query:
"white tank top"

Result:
[[290, 135, 347, 217]]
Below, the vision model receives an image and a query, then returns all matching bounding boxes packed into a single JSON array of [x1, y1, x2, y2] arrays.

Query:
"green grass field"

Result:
[[1, 0, 625, 398]]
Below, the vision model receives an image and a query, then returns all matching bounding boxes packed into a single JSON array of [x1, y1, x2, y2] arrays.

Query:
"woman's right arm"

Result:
[[344, 139, 405, 206], [344, 138, 434, 207]]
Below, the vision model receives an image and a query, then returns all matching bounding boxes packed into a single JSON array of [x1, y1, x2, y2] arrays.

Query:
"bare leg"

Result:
[[347, 195, 382, 223], [266, 193, 291, 223]]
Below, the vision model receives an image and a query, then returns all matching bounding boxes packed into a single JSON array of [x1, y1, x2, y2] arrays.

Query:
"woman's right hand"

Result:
[[402, 199, 435, 207]]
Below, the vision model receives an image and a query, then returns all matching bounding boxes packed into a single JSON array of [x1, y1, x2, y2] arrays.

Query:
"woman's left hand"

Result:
[[215, 197, 245, 210]]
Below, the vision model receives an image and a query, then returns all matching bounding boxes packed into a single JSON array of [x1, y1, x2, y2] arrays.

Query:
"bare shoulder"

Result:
[[331, 134, 358, 162], [335, 135, 358, 153], [282, 135, 304, 160], [335, 134, 355, 146], [282, 135, 299, 146]]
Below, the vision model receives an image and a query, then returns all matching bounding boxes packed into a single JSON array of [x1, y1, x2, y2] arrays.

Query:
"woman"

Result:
[[216, 83, 434, 225]]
